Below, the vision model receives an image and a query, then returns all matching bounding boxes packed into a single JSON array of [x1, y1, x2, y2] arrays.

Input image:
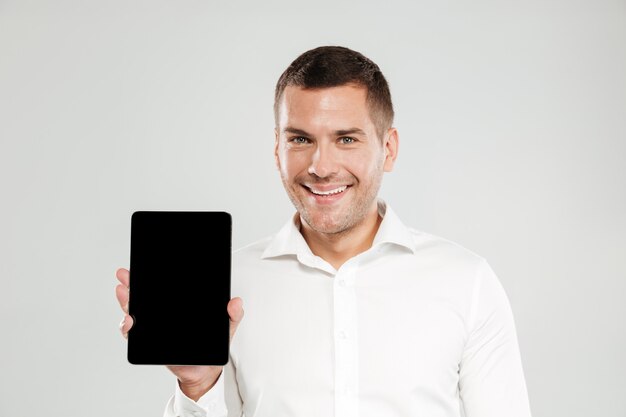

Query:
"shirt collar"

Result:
[[261, 199, 415, 260], [371, 200, 416, 253]]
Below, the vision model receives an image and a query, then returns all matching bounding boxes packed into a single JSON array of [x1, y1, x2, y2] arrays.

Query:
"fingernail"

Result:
[[119, 317, 125, 329]]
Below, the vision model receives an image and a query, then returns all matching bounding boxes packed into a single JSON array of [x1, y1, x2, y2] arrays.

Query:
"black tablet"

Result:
[[127, 211, 231, 365]]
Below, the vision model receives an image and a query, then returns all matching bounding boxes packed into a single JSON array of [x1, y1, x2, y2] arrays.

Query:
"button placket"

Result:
[[333, 265, 359, 417]]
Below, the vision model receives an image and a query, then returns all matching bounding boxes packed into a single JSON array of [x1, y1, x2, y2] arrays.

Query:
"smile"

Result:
[[307, 185, 348, 196]]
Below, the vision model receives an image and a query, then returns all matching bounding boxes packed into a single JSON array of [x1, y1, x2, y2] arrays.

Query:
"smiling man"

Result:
[[116, 46, 532, 417], [275, 82, 398, 269]]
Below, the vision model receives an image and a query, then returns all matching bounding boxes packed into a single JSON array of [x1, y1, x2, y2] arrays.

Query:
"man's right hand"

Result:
[[115, 267, 244, 401]]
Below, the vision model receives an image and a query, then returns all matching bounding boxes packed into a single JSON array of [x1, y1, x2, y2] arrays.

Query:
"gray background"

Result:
[[1, 1, 624, 416]]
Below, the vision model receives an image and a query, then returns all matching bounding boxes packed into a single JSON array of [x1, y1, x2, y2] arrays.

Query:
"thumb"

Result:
[[227, 297, 244, 341]]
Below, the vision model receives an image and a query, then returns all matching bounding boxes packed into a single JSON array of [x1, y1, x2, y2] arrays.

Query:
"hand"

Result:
[[115, 267, 244, 401]]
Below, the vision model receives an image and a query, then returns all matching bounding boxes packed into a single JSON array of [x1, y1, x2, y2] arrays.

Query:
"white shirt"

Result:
[[164, 201, 532, 417]]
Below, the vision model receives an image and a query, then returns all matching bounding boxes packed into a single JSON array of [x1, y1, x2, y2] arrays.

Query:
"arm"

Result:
[[459, 260, 532, 417]]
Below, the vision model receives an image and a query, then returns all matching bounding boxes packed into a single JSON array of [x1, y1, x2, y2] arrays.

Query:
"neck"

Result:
[[299, 203, 382, 270]]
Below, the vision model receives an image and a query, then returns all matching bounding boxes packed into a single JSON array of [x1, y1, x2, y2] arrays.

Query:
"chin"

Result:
[[310, 223, 345, 235], [302, 211, 353, 235]]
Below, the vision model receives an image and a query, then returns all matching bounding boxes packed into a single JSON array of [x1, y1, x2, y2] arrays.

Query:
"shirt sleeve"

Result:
[[459, 259, 532, 417], [224, 352, 244, 417], [163, 370, 229, 417]]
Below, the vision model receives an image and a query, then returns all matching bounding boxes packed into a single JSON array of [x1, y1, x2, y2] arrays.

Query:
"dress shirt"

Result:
[[164, 200, 532, 417]]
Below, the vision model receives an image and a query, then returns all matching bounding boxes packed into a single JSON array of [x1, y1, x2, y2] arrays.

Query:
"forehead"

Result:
[[277, 84, 373, 129]]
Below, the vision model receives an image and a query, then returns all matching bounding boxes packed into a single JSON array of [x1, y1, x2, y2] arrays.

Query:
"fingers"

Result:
[[227, 297, 244, 341], [119, 313, 134, 339], [115, 268, 130, 313], [116, 267, 130, 287], [116, 267, 131, 338], [115, 284, 129, 314]]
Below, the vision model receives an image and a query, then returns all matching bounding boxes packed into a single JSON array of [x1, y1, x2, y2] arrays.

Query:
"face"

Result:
[[274, 84, 398, 235]]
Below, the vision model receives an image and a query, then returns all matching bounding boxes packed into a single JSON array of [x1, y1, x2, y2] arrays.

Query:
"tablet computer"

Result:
[[127, 211, 231, 365]]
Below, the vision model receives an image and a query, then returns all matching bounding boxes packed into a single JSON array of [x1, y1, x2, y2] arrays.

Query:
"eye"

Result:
[[290, 136, 310, 144], [339, 137, 356, 144]]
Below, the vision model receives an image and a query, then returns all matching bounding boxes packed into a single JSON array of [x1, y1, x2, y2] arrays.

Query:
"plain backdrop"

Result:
[[1, 1, 625, 416]]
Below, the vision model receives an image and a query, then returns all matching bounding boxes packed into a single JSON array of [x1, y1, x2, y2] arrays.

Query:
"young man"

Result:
[[116, 46, 532, 417]]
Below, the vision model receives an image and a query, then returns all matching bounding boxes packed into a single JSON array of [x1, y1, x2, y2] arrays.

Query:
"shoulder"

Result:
[[232, 235, 274, 262], [404, 227, 488, 270], [380, 202, 487, 272]]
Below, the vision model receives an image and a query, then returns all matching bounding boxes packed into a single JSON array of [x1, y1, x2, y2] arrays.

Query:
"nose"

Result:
[[308, 142, 339, 178]]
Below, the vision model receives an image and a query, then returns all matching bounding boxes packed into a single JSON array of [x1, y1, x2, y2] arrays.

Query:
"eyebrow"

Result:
[[335, 128, 366, 136], [283, 127, 311, 136], [283, 127, 367, 137]]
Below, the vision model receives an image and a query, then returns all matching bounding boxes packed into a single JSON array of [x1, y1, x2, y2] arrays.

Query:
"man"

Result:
[[116, 46, 532, 417]]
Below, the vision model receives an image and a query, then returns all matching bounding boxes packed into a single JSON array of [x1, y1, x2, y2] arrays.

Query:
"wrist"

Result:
[[178, 369, 222, 402]]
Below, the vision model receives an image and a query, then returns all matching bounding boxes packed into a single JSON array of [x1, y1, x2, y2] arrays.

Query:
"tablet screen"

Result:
[[127, 211, 231, 365]]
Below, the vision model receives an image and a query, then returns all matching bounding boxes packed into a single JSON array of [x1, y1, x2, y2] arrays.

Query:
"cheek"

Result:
[[343, 149, 382, 177], [279, 150, 310, 178]]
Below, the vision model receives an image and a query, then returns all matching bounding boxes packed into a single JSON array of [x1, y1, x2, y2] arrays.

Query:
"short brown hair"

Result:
[[274, 46, 394, 141]]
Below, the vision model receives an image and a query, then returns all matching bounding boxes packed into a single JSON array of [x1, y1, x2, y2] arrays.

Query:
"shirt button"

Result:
[[192, 411, 202, 417], [339, 330, 347, 339], [338, 278, 346, 287]]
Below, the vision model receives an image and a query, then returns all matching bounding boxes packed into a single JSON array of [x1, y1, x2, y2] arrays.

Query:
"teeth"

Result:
[[310, 185, 347, 196]]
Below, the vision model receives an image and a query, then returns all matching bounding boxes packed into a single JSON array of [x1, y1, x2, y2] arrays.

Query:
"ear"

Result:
[[274, 128, 280, 170], [383, 128, 399, 172]]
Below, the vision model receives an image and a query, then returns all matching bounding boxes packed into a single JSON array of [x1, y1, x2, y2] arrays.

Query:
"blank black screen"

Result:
[[127, 211, 231, 365]]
